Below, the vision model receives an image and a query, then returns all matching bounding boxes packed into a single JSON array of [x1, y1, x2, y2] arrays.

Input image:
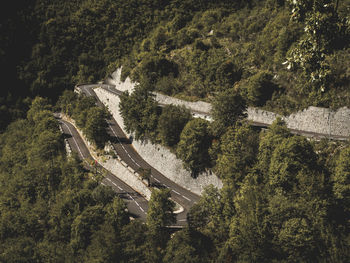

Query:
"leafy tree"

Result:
[[258, 117, 291, 175], [187, 185, 227, 246], [136, 54, 179, 86], [215, 60, 242, 88], [29, 130, 62, 162], [176, 118, 211, 176], [138, 167, 152, 186], [84, 223, 121, 263], [287, 0, 346, 91], [157, 105, 192, 147], [164, 228, 212, 263], [146, 188, 176, 262], [83, 106, 110, 148], [26, 97, 52, 123], [57, 90, 78, 116], [105, 197, 130, 231], [215, 123, 259, 188], [72, 96, 96, 128], [268, 135, 321, 195], [70, 205, 106, 251], [211, 88, 247, 136], [120, 221, 148, 263], [333, 146, 350, 213], [147, 189, 176, 233], [119, 87, 159, 142], [225, 172, 271, 262], [243, 71, 279, 106]]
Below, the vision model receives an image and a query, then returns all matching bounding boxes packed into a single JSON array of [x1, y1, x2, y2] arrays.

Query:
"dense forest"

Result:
[[1, 0, 350, 262]]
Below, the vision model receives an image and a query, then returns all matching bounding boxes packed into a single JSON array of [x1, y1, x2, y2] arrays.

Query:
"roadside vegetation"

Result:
[[1, 0, 350, 261], [57, 90, 110, 149]]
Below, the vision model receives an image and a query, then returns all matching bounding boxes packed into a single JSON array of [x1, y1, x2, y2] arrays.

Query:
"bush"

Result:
[[243, 71, 279, 107]]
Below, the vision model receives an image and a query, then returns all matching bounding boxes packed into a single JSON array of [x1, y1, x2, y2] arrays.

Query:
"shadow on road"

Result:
[[109, 136, 132, 144]]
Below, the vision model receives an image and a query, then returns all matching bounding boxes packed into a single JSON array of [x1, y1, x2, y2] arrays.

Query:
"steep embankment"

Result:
[[94, 85, 223, 195]]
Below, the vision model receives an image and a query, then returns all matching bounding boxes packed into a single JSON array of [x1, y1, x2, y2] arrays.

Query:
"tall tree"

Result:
[[119, 86, 159, 142], [176, 118, 211, 176], [83, 107, 110, 148], [215, 122, 259, 188], [157, 105, 192, 147], [211, 88, 247, 136], [146, 188, 176, 262]]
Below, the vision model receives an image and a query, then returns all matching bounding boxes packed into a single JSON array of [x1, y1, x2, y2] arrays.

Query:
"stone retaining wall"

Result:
[[106, 68, 350, 138], [61, 114, 152, 200], [94, 87, 223, 195]]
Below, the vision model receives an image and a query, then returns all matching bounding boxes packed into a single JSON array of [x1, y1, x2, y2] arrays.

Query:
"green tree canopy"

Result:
[[176, 118, 212, 176], [157, 105, 192, 147], [334, 145, 350, 211], [119, 87, 159, 142], [243, 71, 279, 107], [211, 88, 247, 136], [215, 123, 259, 188]]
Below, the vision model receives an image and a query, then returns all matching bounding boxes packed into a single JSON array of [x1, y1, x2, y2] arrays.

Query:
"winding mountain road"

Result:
[[97, 84, 349, 141], [62, 85, 200, 225], [58, 118, 149, 221]]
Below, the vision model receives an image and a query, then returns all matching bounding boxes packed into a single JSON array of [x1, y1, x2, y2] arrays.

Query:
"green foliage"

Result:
[[226, 173, 271, 262], [287, 0, 348, 92], [215, 60, 243, 89], [135, 54, 179, 86], [258, 117, 292, 174], [57, 93, 110, 149], [119, 87, 159, 142], [164, 228, 212, 263], [147, 188, 176, 232], [242, 70, 279, 106], [176, 118, 212, 176], [268, 136, 321, 194], [83, 107, 110, 148], [0, 100, 138, 262], [334, 146, 350, 206], [211, 88, 247, 136], [157, 105, 192, 147], [215, 123, 259, 187], [2, 1, 350, 261], [146, 188, 176, 261], [138, 167, 152, 186]]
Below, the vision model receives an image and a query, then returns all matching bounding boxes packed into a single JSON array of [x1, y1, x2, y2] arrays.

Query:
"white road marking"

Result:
[[61, 122, 84, 158], [87, 87, 193, 206], [84, 87, 92, 96], [105, 178, 145, 214], [172, 190, 180, 195], [106, 177, 123, 191], [126, 193, 145, 213], [182, 195, 191, 201], [61, 118, 147, 215], [108, 123, 141, 167]]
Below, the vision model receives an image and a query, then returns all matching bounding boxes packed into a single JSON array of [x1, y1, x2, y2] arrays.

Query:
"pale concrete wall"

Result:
[[94, 87, 223, 195], [105, 68, 350, 138], [61, 114, 152, 200], [286, 106, 350, 137]]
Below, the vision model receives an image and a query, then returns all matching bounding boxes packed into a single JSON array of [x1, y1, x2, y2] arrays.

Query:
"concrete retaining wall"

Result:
[[105, 68, 350, 138], [94, 87, 223, 195], [102, 157, 152, 200], [61, 114, 152, 200]]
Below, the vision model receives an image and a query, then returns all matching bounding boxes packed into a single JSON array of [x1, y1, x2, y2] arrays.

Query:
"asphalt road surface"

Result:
[[58, 116, 189, 225], [77, 85, 200, 220], [58, 118, 149, 221]]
